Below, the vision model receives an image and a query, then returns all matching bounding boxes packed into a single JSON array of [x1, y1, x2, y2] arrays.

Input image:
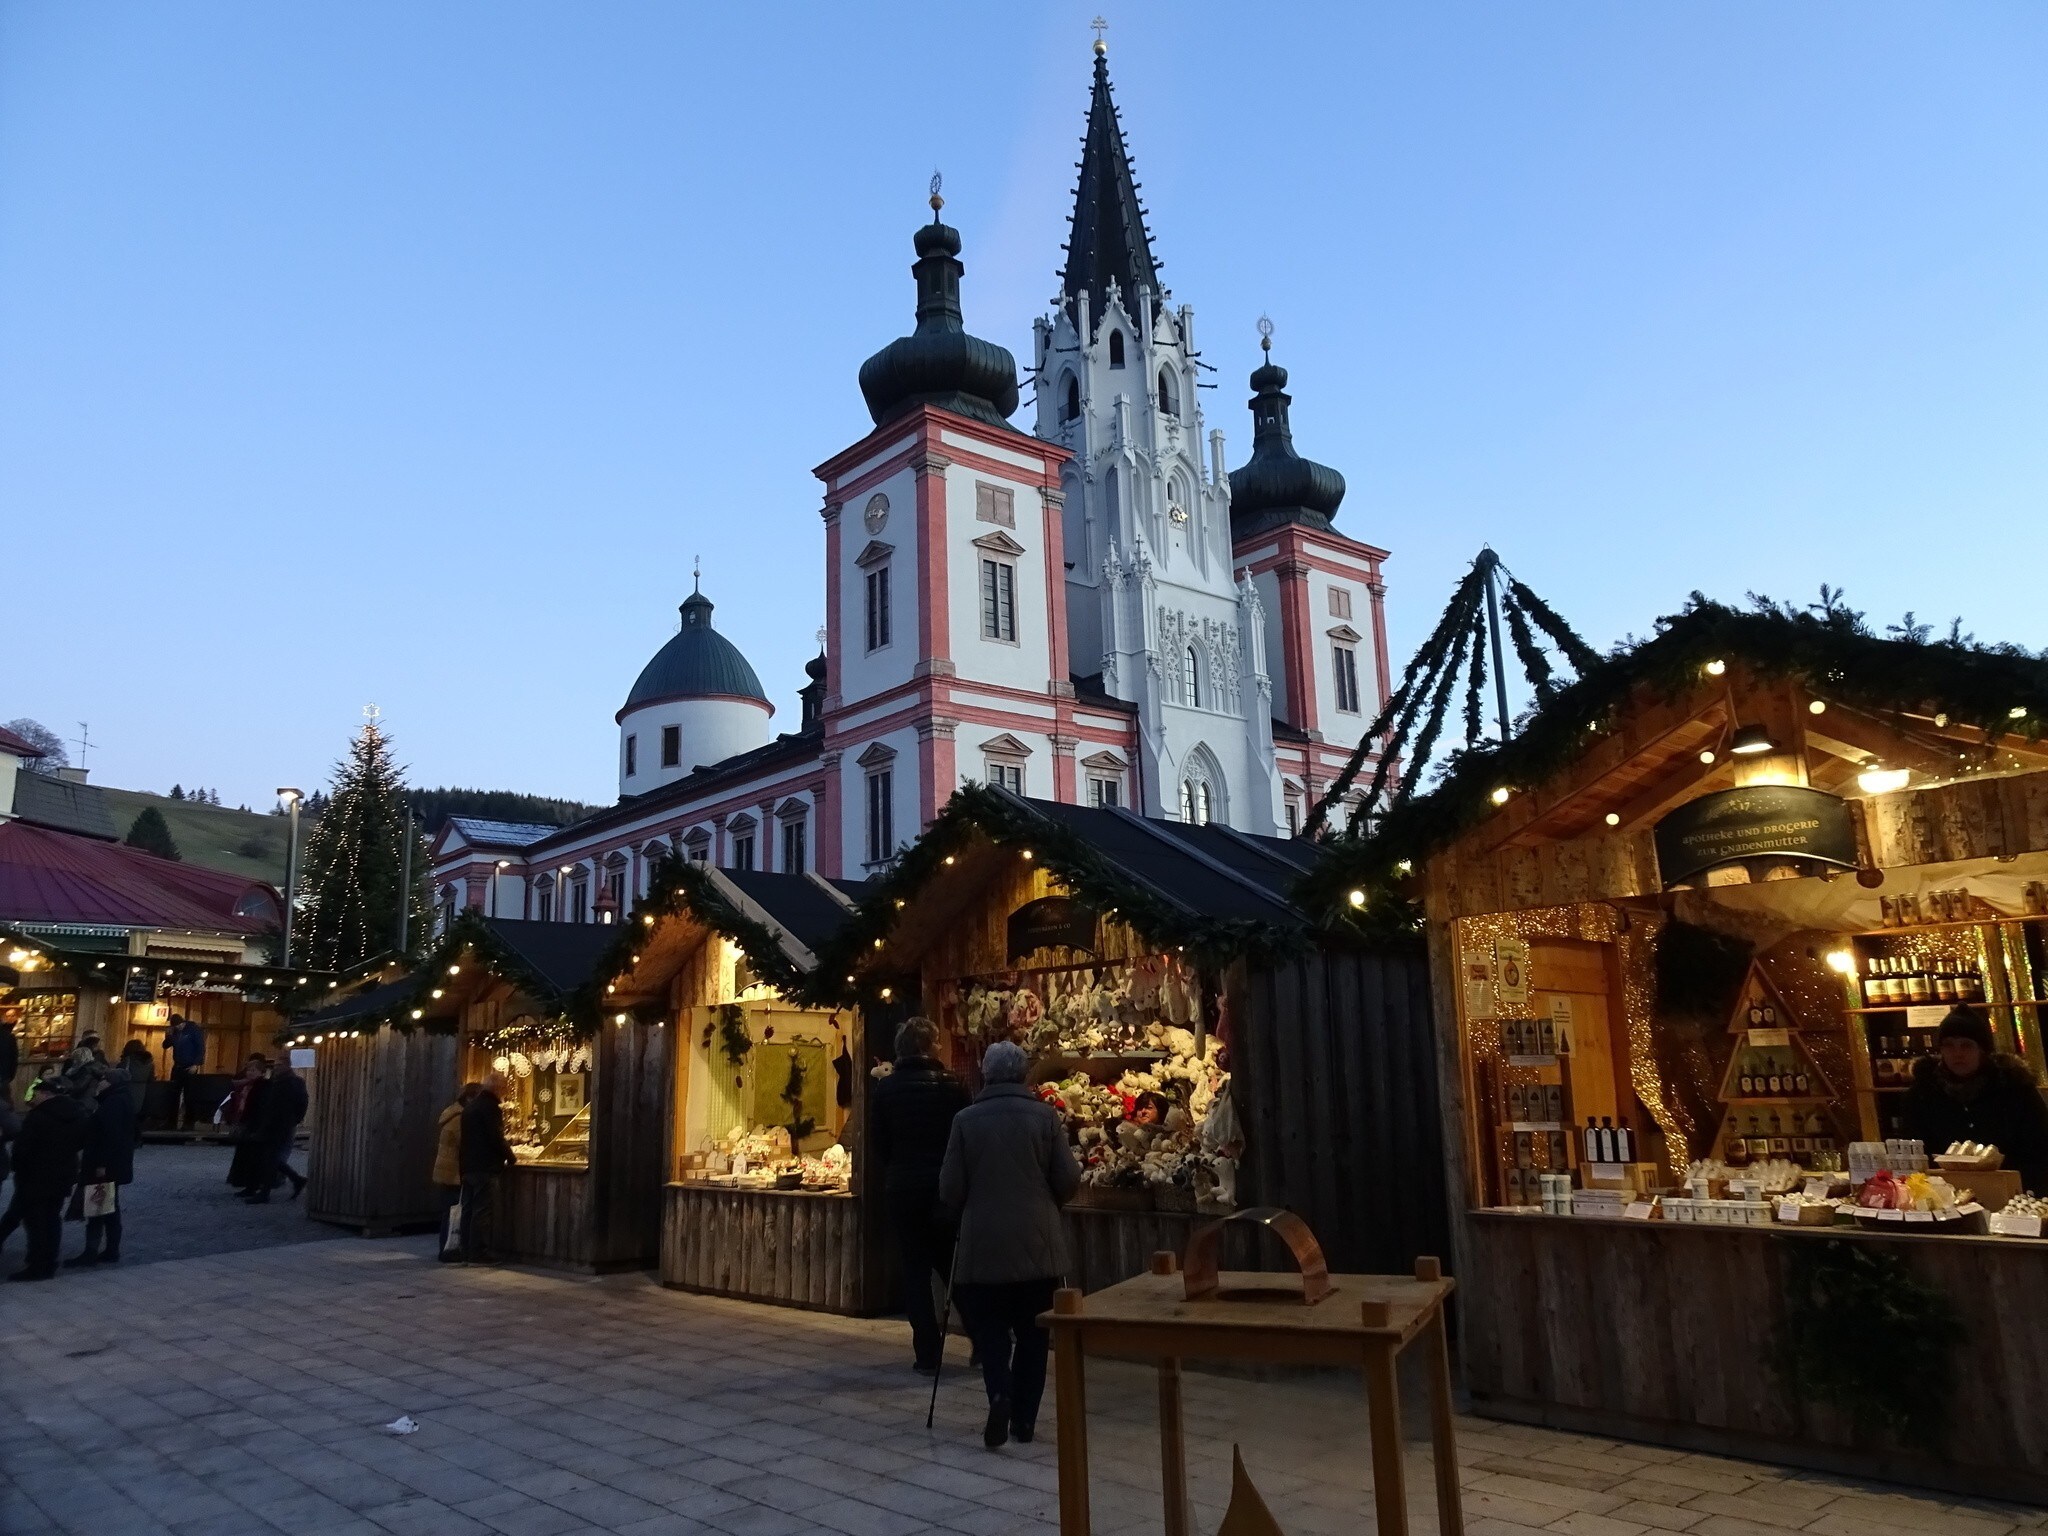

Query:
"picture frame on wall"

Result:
[[554, 1070, 586, 1116]]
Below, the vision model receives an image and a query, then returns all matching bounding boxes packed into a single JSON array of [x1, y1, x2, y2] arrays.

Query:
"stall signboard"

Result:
[[123, 969, 157, 1004], [1494, 937, 1531, 1012], [1654, 785, 1857, 886], [1006, 896, 1098, 960]]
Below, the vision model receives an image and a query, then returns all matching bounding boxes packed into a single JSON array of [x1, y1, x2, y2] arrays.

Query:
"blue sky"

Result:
[[4, 3, 2044, 808]]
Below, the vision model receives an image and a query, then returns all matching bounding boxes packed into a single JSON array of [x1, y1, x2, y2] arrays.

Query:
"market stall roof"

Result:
[[0, 818, 284, 934], [288, 973, 425, 1032], [1299, 595, 2048, 924], [0, 923, 328, 1002]]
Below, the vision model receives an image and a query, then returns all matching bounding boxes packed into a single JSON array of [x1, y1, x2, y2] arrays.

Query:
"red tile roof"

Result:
[[0, 819, 282, 933], [0, 726, 47, 758]]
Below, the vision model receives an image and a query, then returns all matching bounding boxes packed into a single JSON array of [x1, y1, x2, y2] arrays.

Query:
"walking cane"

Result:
[[925, 1242, 962, 1429]]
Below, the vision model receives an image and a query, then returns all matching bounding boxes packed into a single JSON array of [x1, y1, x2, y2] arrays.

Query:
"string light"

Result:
[[1705, 659, 1726, 676], [1489, 787, 1511, 806], [1604, 812, 1621, 826]]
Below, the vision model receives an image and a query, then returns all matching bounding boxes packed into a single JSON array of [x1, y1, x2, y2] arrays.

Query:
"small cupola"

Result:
[[1227, 320, 1346, 540]]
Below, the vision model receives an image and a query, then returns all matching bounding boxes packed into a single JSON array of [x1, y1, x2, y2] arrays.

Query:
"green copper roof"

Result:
[[622, 590, 768, 712]]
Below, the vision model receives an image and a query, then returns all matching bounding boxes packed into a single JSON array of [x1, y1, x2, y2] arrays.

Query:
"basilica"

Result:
[[432, 39, 1391, 922]]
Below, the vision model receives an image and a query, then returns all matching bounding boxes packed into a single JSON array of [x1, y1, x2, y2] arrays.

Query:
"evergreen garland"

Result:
[[1501, 587, 1557, 703], [1775, 1239, 1963, 1441], [293, 720, 433, 973]]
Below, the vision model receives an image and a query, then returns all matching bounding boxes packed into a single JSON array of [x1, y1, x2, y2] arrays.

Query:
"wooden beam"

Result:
[[1488, 692, 1729, 851], [1607, 751, 1734, 834]]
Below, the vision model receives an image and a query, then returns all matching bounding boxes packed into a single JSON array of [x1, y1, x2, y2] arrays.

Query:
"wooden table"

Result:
[[1042, 1253, 1462, 1536]]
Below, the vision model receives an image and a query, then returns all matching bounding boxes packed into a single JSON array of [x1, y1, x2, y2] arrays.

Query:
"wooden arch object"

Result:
[[1182, 1206, 1332, 1305]]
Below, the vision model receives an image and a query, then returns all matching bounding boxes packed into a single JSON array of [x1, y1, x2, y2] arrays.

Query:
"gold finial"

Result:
[[1091, 15, 1108, 54], [929, 169, 944, 213], [1257, 313, 1274, 353]]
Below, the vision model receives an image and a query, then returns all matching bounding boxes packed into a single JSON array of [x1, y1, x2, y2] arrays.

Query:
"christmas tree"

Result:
[[124, 807, 182, 861], [294, 718, 433, 972]]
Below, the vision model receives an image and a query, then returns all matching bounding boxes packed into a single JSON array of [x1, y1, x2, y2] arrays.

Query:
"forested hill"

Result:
[[404, 787, 605, 834]]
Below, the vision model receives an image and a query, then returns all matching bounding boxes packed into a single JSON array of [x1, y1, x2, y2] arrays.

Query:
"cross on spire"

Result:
[[1090, 15, 1108, 49]]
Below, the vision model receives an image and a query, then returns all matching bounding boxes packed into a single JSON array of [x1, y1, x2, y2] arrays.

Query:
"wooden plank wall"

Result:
[[1462, 1214, 2048, 1505], [485, 1167, 594, 1270], [306, 1029, 458, 1234], [662, 1187, 865, 1312], [1235, 947, 1453, 1278], [589, 1019, 674, 1270], [1062, 1208, 1257, 1294]]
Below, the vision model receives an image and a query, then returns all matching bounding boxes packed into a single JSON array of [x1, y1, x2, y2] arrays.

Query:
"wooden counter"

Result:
[[662, 1184, 869, 1313], [1462, 1210, 2048, 1505]]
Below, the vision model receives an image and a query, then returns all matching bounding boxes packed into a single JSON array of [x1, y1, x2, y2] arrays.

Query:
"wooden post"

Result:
[[1052, 1287, 1091, 1536], [1423, 1308, 1466, 1536], [1363, 1340, 1408, 1536], [1157, 1359, 1190, 1536]]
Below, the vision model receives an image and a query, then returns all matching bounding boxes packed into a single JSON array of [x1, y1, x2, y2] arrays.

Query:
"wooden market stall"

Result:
[[831, 784, 1450, 1295], [599, 863, 877, 1313], [1306, 600, 2048, 1503]]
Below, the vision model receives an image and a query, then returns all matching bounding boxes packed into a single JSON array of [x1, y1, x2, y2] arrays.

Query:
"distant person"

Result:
[[433, 1084, 484, 1261], [871, 1017, 969, 1373], [223, 1057, 271, 1195], [166, 1015, 206, 1129], [1905, 1007, 2048, 1194], [67, 1070, 137, 1266], [4, 1072, 94, 1282], [457, 1070, 517, 1262], [0, 1017, 18, 1097], [118, 1040, 154, 1120], [247, 1059, 308, 1202], [938, 1040, 1081, 1449]]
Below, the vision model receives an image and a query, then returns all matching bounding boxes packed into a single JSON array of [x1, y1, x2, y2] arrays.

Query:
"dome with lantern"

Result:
[[616, 581, 773, 797]]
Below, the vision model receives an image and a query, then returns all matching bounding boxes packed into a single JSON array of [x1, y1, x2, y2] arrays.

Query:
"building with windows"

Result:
[[431, 39, 1391, 917]]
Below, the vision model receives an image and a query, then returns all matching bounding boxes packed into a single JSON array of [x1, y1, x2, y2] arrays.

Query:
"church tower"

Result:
[[1032, 38, 1280, 834]]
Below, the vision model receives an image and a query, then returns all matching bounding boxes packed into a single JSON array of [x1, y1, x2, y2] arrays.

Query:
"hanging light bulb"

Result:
[[1729, 724, 1776, 756], [1857, 767, 1910, 795]]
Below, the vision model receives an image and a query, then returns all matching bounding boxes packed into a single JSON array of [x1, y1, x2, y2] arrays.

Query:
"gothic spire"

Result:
[[1060, 36, 1161, 328]]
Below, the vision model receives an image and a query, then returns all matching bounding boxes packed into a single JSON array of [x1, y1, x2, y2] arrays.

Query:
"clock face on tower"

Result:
[[863, 493, 890, 534], [1168, 501, 1189, 525]]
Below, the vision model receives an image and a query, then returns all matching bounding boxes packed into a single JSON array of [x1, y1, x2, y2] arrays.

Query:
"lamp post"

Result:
[[276, 787, 304, 965], [491, 859, 510, 918]]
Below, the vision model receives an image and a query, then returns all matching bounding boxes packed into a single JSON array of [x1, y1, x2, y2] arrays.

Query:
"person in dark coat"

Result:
[[0, 1018, 18, 1095], [245, 1060, 308, 1202], [938, 1041, 1081, 1449], [1904, 1006, 2048, 1194], [223, 1057, 271, 1193], [4, 1073, 94, 1281], [457, 1070, 518, 1262], [67, 1071, 138, 1265], [871, 1017, 970, 1372], [165, 1015, 206, 1130], [118, 1040, 154, 1121]]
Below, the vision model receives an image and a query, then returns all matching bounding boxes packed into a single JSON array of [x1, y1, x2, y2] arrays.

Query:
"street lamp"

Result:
[[276, 787, 304, 965], [491, 859, 510, 919]]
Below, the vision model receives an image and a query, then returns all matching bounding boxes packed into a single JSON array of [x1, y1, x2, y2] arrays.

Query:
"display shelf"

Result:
[[1852, 913, 2048, 938], [1846, 1003, 1988, 1016], [1720, 1096, 1832, 1107]]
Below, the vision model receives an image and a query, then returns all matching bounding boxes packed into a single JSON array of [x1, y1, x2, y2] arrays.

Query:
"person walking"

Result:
[[457, 1070, 517, 1262], [937, 1040, 1080, 1449], [117, 1039, 155, 1122], [247, 1059, 308, 1202], [5, 1072, 93, 1282], [222, 1057, 271, 1195], [66, 1070, 138, 1266], [432, 1083, 483, 1261], [871, 1017, 969, 1373], [166, 1015, 206, 1130]]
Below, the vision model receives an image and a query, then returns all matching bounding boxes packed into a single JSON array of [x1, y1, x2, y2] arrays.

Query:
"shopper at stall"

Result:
[[222, 1056, 271, 1195], [247, 1058, 308, 1202], [66, 1069, 137, 1266], [458, 1070, 518, 1263], [432, 1083, 483, 1261], [1904, 1006, 2048, 1194], [166, 1014, 206, 1129], [117, 1039, 154, 1122], [4, 1071, 93, 1282], [872, 1017, 969, 1373], [938, 1040, 1081, 1450]]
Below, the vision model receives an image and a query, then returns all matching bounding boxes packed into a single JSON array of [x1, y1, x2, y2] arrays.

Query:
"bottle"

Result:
[[1769, 1113, 1790, 1156], [1877, 958, 1898, 1005], [1767, 1057, 1784, 1096], [1748, 1114, 1771, 1159], [1584, 1116, 1602, 1164], [1793, 1061, 1809, 1096], [1908, 964, 1933, 1006], [1598, 1117, 1618, 1163], [1934, 964, 1956, 1004], [1964, 963, 1985, 1003], [1725, 1127, 1750, 1168], [1748, 999, 1765, 1027], [1739, 1056, 1757, 1096], [1613, 1121, 1633, 1163]]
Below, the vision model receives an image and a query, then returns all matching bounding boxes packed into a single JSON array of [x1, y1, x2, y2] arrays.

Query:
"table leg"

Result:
[[1363, 1342, 1408, 1536], [1157, 1358, 1190, 1536], [1424, 1311, 1464, 1536], [1053, 1325, 1091, 1536]]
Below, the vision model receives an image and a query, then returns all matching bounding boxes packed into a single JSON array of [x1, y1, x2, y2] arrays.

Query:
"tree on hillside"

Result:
[[124, 807, 182, 861], [3, 719, 67, 775], [170, 784, 185, 800], [293, 720, 433, 971]]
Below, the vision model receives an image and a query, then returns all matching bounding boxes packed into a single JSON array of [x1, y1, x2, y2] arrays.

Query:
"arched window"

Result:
[[1061, 373, 1080, 423], [1179, 779, 1195, 824], [1198, 781, 1213, 825], [1109, 329, 1126, 368], [1158, 367, 1178, 418], [1185, 645, 1202, 708]]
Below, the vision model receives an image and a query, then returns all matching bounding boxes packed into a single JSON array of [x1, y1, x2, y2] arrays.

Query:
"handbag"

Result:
[[80, 1181, 118, 1219], [442, 1199, 464, 1256]]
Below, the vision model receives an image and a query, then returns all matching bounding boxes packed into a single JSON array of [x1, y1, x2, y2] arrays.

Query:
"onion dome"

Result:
[[1227, 329, 1346, 539], [622, 585, 769, 712], [858, 187, 1021, 432]]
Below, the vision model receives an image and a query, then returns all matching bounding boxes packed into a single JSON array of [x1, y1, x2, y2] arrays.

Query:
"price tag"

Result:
[[1903, 1211, 1933, 1223], [1624, 1201, 1655, 1220], [1746, 1027, 1791, 1048], [1548, 995, 1575, 1053], [1906, 1005, 1947, 1031], [1876, 1209, 1904, 1221], [1776, 1199, 1802, 1223], [1802, 1177, 1832, 1199], [1995, 1212, 2042, 1238]]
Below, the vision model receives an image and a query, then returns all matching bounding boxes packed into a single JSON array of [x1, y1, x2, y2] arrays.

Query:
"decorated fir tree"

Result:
[[294, 718, 433, 971]]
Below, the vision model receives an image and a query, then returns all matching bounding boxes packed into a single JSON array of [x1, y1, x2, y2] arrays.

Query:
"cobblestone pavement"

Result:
[[0, 1143, 341, 1274], [0, 1238, 2040, 1536]]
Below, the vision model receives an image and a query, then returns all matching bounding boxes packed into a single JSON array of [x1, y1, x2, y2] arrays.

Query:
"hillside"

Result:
[[99, 789, 308, 887]]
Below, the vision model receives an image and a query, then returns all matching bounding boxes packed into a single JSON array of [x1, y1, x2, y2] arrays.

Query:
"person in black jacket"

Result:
[[871, 1017, 970, 1373], [245, 1060, 308, 1202], [5, 1073, 94, 1281], [67, 1070, 138, 1265], [457, 1070, 517, 1262], [1904, 1006, 2048, 1194]]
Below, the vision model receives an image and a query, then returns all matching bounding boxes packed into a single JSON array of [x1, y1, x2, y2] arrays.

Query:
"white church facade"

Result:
[[433, 41, 1391, 923]]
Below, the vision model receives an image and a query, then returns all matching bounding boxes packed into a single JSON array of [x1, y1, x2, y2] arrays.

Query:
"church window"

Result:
[[1185, 646, 1202, 708], [980, 558, 1017, 643], [1179, 779, 1194, 824], [1158, 367, 1178, 418], [1180, 777, 1213, 826], [661, 725, 681, 769], [986, 760, 1023, 794], [1108, 329, 1125, 368], [624, 734, 637, 778], [1328, 586, 1353, 619], [1062, 374, 1080, 423], [1198, 781, 1213, 824], [865, 564, 891, 651], [535, 887, 553, 922], [865, 769, 894, 866], [1089, 776, 1120, 808], [1286, 799, 1302, 836], [781, 815, 806, 875], [684, 831, 709, 864], [975, 482, 1015, 528], [731, 832, 754, 872], [570, 879, 589, 924], [606, 868, 625, 911], [1333, 643, 1362, 715]]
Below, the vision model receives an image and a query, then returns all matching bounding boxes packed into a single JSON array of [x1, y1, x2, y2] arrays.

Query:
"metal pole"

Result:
[[283, 799, 301, 966], [926, 1241, 962, 1429], [1480, 551, 1512, 744], [398, 807, 415, 953]]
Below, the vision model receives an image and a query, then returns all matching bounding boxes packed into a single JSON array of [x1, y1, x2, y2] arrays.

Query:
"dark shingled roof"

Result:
[[622, 590, 769, 714], [1027, 800, 1302, 928], [12, 774, 118, 841], [717, 870, 864, 956], [478, 918, 620, 996], [1062, 46, 1162, 325], [293, 974, 423, 1028]]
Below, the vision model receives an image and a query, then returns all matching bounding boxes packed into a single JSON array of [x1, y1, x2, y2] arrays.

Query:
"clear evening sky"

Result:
[[4, 4, 2044, 808]]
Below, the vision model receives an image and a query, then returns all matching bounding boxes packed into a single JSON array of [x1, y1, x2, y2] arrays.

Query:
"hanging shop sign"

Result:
[[1494, 937, 1531, 1012], [1006, 896, 1099, 960], [123, 968, 158, 1004], [1655, 785, 1857, 887]]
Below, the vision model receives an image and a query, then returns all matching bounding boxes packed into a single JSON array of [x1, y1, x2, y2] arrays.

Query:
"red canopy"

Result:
[[0, 819, 281, 933]]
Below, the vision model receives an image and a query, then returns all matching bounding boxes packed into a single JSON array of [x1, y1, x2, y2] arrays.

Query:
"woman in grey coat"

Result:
[[937, 1041, 1081, 1449]]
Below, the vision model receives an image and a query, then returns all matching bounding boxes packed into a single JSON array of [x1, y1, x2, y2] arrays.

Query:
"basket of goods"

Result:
[[1933, 1140, 2003, 1172], [1852, 1169, 1979, 1228], [773, 1163, 805, 1191], [1989, 1193, 2048, 1237]]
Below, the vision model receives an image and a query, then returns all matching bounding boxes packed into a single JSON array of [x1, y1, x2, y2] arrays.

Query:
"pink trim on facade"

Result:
[[913, 448, 951, 665]]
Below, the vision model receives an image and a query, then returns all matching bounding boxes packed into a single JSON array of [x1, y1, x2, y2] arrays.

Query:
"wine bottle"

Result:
[[1739, 1056, 1756, 1096]]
